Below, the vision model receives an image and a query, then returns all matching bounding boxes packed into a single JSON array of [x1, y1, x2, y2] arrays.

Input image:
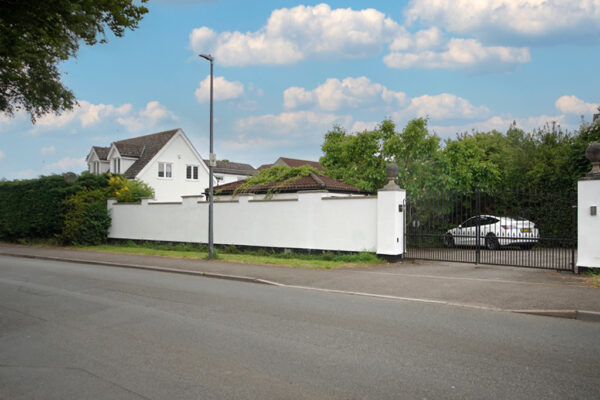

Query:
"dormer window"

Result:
[[158, 162, 172, 178], [112, 158, 120, 173]]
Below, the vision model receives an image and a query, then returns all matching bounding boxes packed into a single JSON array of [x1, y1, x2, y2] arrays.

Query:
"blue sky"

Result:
[[1, 0, 599, 179]]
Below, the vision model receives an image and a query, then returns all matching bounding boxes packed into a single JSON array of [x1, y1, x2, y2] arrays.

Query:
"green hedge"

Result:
[[0, 172, 108, 242]]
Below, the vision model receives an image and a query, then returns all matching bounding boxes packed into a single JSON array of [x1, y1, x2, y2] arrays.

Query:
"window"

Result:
[[158, 162, 172, 178], [93, 161, 100, 174], [186, 165, 199, 180], [112, 158, 120, 173]]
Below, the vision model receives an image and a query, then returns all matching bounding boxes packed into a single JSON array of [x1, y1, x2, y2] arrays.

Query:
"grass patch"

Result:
[[76, 241, 384, 269], [583, 269, 600, 288]]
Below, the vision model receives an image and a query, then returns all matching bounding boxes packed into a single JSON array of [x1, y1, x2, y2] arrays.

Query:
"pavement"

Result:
[[1, 243, 599, 322]]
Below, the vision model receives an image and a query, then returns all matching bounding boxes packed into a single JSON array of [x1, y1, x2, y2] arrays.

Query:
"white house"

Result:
[[205, 160, 257, 185], [86, 128, 211, 202]]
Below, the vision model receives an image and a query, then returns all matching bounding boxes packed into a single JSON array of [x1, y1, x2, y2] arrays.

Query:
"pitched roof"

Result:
[[111, 129, 179, 178], [210, 172, 366, 195], [257, 163, 273, 171], [277, 157, 323, 171], [203, 160, 257, 176], [92, 146, 110, 160]]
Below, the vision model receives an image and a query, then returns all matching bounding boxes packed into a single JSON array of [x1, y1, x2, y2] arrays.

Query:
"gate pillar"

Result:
[[577, 142, 600, 271], [377, 164, 406, 262]]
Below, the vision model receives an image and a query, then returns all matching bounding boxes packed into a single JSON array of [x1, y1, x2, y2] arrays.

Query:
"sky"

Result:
[[1, 0, 599, 179]]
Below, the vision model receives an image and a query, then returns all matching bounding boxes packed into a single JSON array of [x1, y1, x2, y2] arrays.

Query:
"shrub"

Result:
[[60, 189, 111, 245], [107, 174, 154, 202]]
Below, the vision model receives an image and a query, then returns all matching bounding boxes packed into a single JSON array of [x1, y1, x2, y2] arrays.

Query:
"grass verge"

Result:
[[583, 270, 600, 288], [76, 241, 384, 269]]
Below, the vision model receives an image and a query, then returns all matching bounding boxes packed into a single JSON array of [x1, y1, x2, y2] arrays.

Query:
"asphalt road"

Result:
[[1, 255, 599, 400]]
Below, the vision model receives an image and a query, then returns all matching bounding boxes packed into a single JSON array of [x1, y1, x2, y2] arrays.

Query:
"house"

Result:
[[257, 157, 323, 172], [210, 170, 367, 199], [86, 128, 211, 202], [203, 160, 257, 185]]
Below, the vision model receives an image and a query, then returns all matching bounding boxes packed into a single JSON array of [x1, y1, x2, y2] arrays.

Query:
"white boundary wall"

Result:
[[108, 190, 405, 254]]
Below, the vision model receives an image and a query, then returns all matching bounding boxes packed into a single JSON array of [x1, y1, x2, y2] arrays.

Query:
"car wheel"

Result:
[[485, 233, 500, 250], [443, 233, 454, 248], [519, 243, 534, 250]]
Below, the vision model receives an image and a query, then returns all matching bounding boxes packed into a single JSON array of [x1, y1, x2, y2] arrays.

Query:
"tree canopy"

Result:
[[320, 118, 600, 195], [0, 0, 148, 122]]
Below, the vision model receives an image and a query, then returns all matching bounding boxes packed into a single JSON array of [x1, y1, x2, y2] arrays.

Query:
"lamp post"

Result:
[[200, 53, 215, 258]]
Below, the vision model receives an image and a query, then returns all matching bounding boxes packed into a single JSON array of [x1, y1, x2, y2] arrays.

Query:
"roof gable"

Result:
[[276, 157, 323, 171], [113, 129, 179, 178]]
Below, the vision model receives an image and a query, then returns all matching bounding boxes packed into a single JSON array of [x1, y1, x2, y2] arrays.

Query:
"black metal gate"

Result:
[[403, 189, 577, 271]]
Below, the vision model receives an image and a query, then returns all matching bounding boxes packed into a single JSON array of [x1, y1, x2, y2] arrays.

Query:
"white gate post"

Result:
[[377, 163, 406, 262], [577, 142, 600, 271]]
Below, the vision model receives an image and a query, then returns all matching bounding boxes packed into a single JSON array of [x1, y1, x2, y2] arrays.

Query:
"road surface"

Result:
[[1, 255, 598, 399]]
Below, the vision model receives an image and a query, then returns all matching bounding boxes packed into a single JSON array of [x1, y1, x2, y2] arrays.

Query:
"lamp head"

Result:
[[199, 54, 213, 62]]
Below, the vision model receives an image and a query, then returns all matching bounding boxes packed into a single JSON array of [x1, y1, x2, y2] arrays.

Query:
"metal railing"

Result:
[[404, 189, 576, 271]]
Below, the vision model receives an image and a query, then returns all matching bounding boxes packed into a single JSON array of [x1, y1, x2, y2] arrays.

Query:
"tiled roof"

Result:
[[277, 157, 323, 171], [112, 129, 179, 178], [203, 160, 257, 176], [257, 163, 273, 171], [92, 146, 110, 160], [210, 172, 366, 195]]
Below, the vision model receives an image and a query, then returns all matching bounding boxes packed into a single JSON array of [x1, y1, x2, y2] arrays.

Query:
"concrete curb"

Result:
[[2, 251, 598, 323], [510, 309, 600, 322], [0, 252, 274, 286]]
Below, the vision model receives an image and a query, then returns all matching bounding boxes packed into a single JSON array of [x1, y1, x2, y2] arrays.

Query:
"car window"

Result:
[[481, 217, 499, 225], [462, 217, 479, 228]]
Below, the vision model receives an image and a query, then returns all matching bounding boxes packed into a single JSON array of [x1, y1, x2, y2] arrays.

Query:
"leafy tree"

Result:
[[0, 0, 148, 122], [442, 136, 501, 192], [320, 124, 389, 192], [320, 118, 444, 194]]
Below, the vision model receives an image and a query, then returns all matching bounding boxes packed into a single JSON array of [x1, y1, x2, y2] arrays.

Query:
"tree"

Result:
[[0, 0, 148, 122], [320, 118, 445, 194]]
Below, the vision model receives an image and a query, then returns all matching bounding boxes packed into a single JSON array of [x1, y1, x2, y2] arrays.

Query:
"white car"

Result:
[[444, 215, 540, 250]]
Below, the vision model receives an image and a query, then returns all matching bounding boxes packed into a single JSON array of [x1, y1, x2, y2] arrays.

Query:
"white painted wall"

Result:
[[137, 132, 211, 202], [215, 173, 252, 185], [107, 190, 405, 254], [577, 179, 600, 269]]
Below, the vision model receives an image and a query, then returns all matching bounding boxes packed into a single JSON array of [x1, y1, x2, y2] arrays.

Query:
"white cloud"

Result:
[[405, 0, 600, 44], [195, 75, 245, 103], [389, 27, 444, 52], [40, 146, 55, 154], [44, 157, 86, 173], [431, 114, 567, 138], [0, 150, 4, 160], [350, 121, 379, 132], [221, 135, 292, 151], [555, 95, 599, 116], [284, 76, 407, 111], [30, 100, 172, 133], [395, 93, 490, 120], [384, 38, 530, 71], [190, 3, 400, 66], [116, 101, 178, 133], [236, 111, 351, 136], [15, 169, 37, 179]]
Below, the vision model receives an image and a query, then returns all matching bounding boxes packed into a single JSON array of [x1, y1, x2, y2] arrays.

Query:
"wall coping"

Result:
[[249, 198, 299, 203], [322, 195, 376, 200]]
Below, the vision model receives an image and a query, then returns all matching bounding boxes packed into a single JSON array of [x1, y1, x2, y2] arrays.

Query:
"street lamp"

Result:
[[200, 53, 215, 258]]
